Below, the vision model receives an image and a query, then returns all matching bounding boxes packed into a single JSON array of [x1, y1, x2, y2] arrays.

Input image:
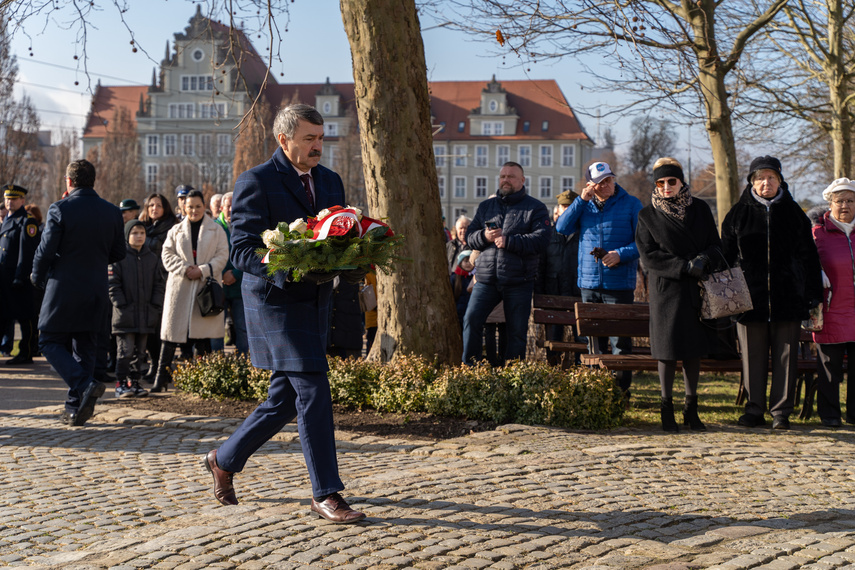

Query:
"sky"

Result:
[[7, 0, 703, 164]]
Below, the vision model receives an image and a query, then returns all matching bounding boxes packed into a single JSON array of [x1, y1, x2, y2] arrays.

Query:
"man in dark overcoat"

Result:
[[203, 103, 365, 524], [0, 184, 40, 365], [31, 160, 125, 426]]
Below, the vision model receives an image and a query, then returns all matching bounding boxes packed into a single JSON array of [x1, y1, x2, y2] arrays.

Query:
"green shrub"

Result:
[[371, 353, 442, 413], [172, 352, 270, 401], [327, 356, 380, 409]]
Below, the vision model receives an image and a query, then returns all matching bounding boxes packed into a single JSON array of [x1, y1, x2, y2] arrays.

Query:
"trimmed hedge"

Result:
[[172, 352, 625, 430]]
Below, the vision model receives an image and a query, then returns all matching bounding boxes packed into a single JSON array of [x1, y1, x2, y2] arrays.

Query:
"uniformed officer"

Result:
[[175, 184, 192, 221], [0, 184, 40, 365]]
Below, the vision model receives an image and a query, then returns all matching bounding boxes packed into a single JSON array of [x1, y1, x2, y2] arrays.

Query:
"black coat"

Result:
[[0, 207, 40, 319], [536, 227, 581, 297], [327, 279, 364, 352], [721, 183, 822, 322], [636, 198, 722, 360], [108, 243, 166, 335]]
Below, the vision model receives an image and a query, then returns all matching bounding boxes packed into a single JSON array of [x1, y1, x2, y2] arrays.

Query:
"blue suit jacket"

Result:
[[230, 147, 346, 372], [32, 187, 125, 333]]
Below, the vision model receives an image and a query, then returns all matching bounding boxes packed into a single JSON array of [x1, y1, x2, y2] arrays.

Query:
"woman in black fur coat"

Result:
[[721, 156, 823, 430], [636, 158, 722, 432]]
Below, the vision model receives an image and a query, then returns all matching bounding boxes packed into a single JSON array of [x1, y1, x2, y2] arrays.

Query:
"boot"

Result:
[[660, 397, 679, 432], [151, 343, 175, 393], [683, 395, 707, 431]]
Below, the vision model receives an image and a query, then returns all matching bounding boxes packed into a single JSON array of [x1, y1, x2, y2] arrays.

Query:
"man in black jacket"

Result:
[[462, 162, 550, 364]]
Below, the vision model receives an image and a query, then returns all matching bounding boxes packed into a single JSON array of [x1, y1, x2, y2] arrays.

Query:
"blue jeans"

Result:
[[581, 288, 634, 391], [462, 281, 534, 364], [39, 330, 98, 412], [216, 369, 344, 497], [210, 297, 248, 355]]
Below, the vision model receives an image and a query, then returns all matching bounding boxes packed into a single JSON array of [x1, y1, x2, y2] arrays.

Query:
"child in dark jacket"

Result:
[[108, 220, 166, 397]]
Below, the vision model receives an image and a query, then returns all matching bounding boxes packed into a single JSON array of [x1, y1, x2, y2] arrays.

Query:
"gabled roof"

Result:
[[83, 85, 149, 138], [263, 82, 357, 112], [428, 79, 591, 141]]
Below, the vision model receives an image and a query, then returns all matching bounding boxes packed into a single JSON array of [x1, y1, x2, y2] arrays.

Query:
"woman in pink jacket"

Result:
[[813, 178, 855, 427]]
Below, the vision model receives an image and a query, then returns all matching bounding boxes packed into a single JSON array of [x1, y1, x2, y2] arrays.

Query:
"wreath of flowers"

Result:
[[257, 205, 404, 282]]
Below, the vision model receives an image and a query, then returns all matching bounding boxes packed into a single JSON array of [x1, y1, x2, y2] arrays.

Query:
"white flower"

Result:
[[262, 228, 286, 248], [288, 218, 308, 233], [347, 205, 363, 220], [316, 208, 332, 220]]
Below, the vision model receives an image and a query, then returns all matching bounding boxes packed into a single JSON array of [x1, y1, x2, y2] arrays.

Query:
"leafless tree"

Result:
[[86, 107, 145, 205]]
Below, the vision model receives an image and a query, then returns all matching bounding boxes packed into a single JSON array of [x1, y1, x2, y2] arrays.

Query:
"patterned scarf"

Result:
[[652, 184, 693, 220]]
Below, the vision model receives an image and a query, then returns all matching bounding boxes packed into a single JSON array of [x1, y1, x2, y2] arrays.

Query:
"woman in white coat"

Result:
[[152, 189, 229, 391]]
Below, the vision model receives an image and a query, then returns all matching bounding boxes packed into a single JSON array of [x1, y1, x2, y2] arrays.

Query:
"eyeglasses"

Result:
[[655, 178, 679, 188], [832, 199, 855, 206]]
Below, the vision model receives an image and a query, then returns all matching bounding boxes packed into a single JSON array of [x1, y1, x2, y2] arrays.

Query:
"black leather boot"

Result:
[[660, 397, 679, 432], [151, 342, 175, 393], [683, 395, 707, 431]]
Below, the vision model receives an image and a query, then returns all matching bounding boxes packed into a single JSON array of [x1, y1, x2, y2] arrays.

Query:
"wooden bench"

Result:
[[531, 295, 587, 354]]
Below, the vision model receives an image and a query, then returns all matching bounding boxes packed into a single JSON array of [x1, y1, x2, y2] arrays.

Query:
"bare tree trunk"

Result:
[[827, 0, 852, 178], [340, 0, 462, 364]]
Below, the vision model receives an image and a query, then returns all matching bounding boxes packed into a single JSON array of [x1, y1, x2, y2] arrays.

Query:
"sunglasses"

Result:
[[655, 178, 680, 188]]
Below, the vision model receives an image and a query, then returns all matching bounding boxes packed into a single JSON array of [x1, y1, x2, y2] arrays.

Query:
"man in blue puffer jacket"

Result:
[[463, 161, 551, 364], [556, 162, 642, 394]]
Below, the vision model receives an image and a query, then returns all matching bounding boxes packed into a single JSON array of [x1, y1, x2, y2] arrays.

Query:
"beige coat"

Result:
[[160, 215, 229, 343]]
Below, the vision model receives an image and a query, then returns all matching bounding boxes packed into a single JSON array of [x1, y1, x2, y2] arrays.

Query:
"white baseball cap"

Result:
[[585, 162, 616, 184]]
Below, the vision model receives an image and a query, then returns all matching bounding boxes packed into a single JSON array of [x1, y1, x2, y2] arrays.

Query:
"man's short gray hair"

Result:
[[273, 103, 324, 139], [222, 192, 233, 201], [455, 215, 471, 226]]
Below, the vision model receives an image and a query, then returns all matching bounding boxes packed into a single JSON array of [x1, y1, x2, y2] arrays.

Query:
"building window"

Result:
[[217, 134, 232, 157], [182, 134, 194, 156], [438, 176, 445, 198], [168, 103, 194, 119], [522, 121, 530, 133], [475, 176, 488, 198], [489, 100, 498, 113], [562, 145, 575, 167], [164, 134, 177, 156], [525, 176, 532, 190], [181, 75, 214, 91], [561, 177, 576, 193], [497, 145, 509, 167], [146, 164, 158, 193], [457, 121, 465, 133], [539, 177, 552, 199], [198, 134, 212, 157], [192, 49, 204, 62], [475, 145, 488, 168], [540, 145, 553, 167], [323, 101, 332, 114], [199, 103, 226, 119], [454, 176, 466, 198], [542, 120, 549, 132], [518, 145, 531, 168], [326, 146, 337, 169], [454, 145, 467, 167], [434, 145, 446, 168], [481, 121, 503, 135], [146, 135, 158, 156], [324, 122, 338, 137]]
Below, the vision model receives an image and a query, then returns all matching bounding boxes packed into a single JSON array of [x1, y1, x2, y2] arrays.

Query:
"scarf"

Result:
[[830, 213, 855, 236], [652, 184, 693, 220]]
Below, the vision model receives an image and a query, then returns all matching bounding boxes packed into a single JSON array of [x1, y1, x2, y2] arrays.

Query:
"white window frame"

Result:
[[475, 176, 488, 198], [326, 145, 337, 169], [168, 103, 194, 119], [454, 176, 466, 198], [540, 145, 553, 167], [518, 145, 531, 168], [438, 175, 445, 198], [198, 134, 212, 157], [525, 176, 532, 190], [146, 135, 158, 157], [561, 176, 576, 194], [217, 134, 232, 157], [475, 145, 488, 168], [497, 145, 510, 167], [454, 144, 467, 167], [146, 164, 158, 193], [562, 144, 576, 168], [164, 135, 177, 156], [539, 176, 552, 199], [481, 121, 504, 136], [324, 122, 339, 137], [434, 145, 446, 168], [181, 75, 214, 91], [182, 134, 194, 156]]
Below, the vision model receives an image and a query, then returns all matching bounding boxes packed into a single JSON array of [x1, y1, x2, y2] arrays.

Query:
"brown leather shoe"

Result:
[[310, 492, 366, 524], [203, 450, 238, 505]]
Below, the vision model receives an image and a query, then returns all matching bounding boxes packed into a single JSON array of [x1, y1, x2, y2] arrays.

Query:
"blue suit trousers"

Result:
[[216, 370, 344, 497], [39, 330, 98, 412]]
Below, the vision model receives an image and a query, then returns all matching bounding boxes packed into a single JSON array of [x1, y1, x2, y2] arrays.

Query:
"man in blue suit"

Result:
[[31, 160, 125, 426], [204, 104, 365, 523]]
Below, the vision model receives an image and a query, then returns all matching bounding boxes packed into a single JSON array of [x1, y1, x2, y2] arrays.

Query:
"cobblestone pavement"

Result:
[[4, 398, 855, 569]]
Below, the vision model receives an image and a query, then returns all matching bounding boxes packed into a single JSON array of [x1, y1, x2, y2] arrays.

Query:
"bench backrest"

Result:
[[532, 294, 583, 327], [575, 302, 650, 338]]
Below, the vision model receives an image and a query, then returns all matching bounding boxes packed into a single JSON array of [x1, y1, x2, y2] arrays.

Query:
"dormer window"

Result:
[[523, 121, 531, 133], [489, 100, 498, 113], [457, 121, 465, 133], [542, 121, 549, 132]]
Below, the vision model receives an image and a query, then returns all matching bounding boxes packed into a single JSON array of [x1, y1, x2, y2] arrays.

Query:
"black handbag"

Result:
[[196, 277, 226, 317]]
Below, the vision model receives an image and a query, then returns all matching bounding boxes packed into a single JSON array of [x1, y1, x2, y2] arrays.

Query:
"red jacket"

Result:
[[813, 211, 855, 344]]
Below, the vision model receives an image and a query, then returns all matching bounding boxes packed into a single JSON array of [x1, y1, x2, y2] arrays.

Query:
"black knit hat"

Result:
[[653, 163, 685, 184], [748, 156, 784, 184], [124, 219, 145, 242]]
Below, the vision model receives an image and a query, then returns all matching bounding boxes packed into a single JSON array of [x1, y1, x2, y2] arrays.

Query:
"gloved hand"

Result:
[[11, 278, 26, 289], [30, 273, 44, 290], [340, 267, 368, 285], [300, 271, 340, 285], [684, 254, 709, 279], [821, 270, 831, 289], [808, 298, 822, 310]]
